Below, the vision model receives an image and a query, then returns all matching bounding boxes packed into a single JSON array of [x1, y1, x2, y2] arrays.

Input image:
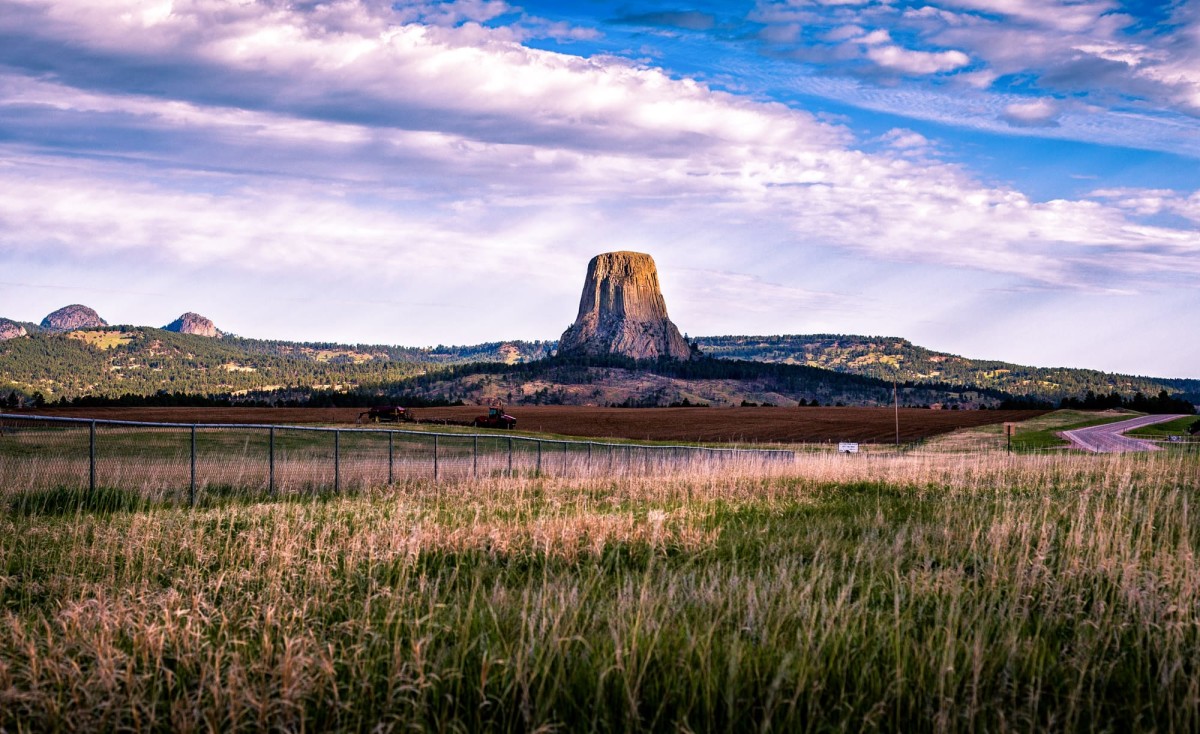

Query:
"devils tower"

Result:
[[558, 251, 695, 361]]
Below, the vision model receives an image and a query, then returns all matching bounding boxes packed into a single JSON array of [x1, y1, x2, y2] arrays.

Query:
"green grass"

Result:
[[7, 485, 155, 516], [1126, 415, 1200, 438], [1008, 409, 1136, 451], [2, 452, 1199, 731]]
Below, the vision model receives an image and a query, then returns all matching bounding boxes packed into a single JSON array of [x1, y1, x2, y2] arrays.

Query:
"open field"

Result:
[[27, 406, 1048, 444], [1127, 415, 1200, 438], [2, 450, 1199, 732]]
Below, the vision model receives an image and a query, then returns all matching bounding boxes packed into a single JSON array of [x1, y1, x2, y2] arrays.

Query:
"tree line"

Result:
[[1058, 389, 1195, 414]]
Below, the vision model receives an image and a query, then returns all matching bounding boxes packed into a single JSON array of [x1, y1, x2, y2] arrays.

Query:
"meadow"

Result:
[[2, 441, 1198, 732]]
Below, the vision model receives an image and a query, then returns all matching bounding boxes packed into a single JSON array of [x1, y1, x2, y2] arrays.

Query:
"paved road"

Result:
[[1060, 414, 1188, 453]]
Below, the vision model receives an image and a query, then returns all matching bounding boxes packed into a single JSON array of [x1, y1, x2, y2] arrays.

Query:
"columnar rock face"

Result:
[[41, 305, 107, 331], [164, 312, 223, 337], [0, 318, 27, 340], [558, 251, 695, 361]]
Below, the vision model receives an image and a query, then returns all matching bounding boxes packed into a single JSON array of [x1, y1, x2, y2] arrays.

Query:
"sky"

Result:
[[0, 0, 1197, 378]]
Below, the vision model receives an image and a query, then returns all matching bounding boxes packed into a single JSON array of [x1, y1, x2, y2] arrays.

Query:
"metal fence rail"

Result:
[[0, 414, 795, 505]]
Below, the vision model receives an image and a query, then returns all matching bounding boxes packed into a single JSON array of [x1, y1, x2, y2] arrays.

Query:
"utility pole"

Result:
[[893, 375, 900, 447]]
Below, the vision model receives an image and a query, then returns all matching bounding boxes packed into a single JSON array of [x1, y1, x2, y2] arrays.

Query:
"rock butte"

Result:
[[558, 251, 695, 361], [41, 304, 107, 332], [0, 318, 27, 341], [164, 312, 223, 338]]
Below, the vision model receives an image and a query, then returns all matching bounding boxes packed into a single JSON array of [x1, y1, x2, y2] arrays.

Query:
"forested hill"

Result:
[[0, 326, 552, 401], [692, 334, 1200, 404], [2, 326, 1195, 407], [224, 336, 554, 365]]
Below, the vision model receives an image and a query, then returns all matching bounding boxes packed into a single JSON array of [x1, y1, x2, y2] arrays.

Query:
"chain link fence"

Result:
[[0, 414, 795, 507]]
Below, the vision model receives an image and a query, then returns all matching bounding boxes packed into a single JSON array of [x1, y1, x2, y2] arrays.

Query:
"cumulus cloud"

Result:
[[1001, 98, 1062, 127], [395, 0, 515, 27], [865, 45, 971, 74], [1089, 188, 1200, 224], [879, 128, 931, 150]]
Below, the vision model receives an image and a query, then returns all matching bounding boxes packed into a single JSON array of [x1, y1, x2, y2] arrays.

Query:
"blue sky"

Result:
[[0, 0, 1197, 377]]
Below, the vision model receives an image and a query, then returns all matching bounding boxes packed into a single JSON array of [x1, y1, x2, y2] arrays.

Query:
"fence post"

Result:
[[388, 432, 394, 485], [334, 429, 340, 493], [587, 442, 592, 471], [508, 437, 513, 476], [89, 420, 97, 494], [269, 426, 276, 496], [433, 434, 439, 481], [189, 424, 196, 507], [473, 435, 478, 478], [536, 440, 542, 475]]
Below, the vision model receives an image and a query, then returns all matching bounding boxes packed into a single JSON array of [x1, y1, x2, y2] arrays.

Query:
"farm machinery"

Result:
[[471, 401, 517, 430], [356, 400, 516, 430], [357, 405, 413, 424]]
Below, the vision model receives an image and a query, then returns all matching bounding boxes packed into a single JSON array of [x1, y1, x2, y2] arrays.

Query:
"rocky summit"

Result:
[[558, 251, 695, 361], [40, 305, 107, 332], [164, 312, 223, 338], [0, 318, 27, 340]]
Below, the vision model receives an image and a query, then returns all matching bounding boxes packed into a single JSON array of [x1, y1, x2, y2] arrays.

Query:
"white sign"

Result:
[[838, 442, 859, 454]]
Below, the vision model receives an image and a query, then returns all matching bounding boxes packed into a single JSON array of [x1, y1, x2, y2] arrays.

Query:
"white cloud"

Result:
[[675, 270, 853, 317], [1090, 188, 1200, 224], [395, 0, 514, 27], [0, 0, 1196, 305], [1001, 98, 1061, 127], [879, 128, 930, 150], [936, 0, 1119, 34], [824, 24, 865, 41], [753, 0, 1200, 118], [865, 44, 970, 74], [858, 28, 891, 45]]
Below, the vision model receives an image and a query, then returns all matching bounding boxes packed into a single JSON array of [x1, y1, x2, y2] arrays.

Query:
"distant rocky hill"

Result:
[[0, 318, 26, 341], [558, 251, 695, 361], [40, 304, 107, 332], [164, 312, 222, 338]]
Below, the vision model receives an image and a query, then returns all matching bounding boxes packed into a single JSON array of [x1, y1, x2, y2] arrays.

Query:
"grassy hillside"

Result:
[[694, 334, 1200, 403]]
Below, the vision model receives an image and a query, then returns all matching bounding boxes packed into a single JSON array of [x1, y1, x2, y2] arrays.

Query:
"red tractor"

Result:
[[472, 403, 516, 429], [358, 405, 412, 423]]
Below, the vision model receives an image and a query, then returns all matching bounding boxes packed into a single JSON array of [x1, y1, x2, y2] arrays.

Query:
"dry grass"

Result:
[[1, 450, 1198, 731]]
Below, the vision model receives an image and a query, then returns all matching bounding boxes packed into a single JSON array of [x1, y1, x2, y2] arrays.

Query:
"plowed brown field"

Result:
[[28, 406, 1047, 444]]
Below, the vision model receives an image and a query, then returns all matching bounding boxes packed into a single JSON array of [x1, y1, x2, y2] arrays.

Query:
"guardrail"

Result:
[[0, 413, 795, 505]]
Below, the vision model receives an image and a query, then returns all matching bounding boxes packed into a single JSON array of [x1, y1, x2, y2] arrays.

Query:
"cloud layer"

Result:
[[0, 0, 1196, 375]]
